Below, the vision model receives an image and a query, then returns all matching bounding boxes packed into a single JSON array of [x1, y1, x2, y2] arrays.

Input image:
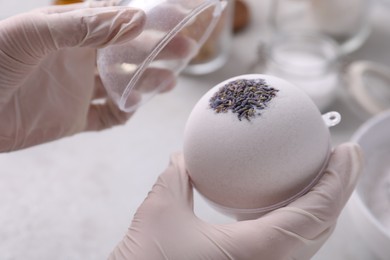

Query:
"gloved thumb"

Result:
[[110, 154, 197, 260], [136, 153, 195, 219]]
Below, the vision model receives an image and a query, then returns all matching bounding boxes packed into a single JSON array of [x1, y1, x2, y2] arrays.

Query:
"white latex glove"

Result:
[[110, 143, 363, 260], [0, 1, 146, 152]]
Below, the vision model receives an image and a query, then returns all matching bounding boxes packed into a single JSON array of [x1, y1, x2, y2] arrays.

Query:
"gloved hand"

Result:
[[0, 1, 152, 152], [110, 143, 363, 260]]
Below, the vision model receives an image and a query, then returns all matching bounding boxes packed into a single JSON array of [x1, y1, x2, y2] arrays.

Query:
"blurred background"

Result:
[[0, 0, 390, 259]]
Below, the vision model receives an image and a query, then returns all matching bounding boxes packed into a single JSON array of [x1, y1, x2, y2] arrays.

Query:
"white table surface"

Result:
[[0, 0, 389, 259]]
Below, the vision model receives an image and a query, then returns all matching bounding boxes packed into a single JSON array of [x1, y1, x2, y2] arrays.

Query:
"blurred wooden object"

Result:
[[233, 0, 250, 33], [53, 0, 83, 4]]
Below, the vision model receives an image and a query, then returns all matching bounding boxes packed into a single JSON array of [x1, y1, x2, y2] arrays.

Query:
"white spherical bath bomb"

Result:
[[183, 74, 331, 217]]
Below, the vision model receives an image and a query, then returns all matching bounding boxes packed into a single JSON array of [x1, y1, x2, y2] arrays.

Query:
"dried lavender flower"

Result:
[[209, 78, 279, 121]]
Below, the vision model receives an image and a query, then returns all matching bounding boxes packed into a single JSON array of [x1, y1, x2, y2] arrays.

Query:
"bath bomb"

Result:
[[183, 74, 331, 217]]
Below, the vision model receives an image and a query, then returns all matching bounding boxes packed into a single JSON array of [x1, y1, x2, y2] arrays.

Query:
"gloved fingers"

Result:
[[93, 74, 108, 100], [257, 143, 363, 239], [223, 143, 361, 258], [290, 223, 336, 260], [101, 33, 197, 66], [85, 99, 135, 131], [133, 68, 176, 93], [233, 209, 337, 259], [45, 6, 146, 49], [98, 65, 176, 94], [287, 142, 363, 220], [88, 66, 171, 129], [90, 70, 143, 111], [155, 34, 197, 61], [218, 209, 336, 259], [0, 6, 145, 69], [95, 34, 191, 100], [95, 66, 176, 109]]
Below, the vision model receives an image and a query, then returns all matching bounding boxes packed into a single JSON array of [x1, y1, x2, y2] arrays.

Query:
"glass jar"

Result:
[[269, 0, 371, 54], [264, 32, 340, 111], [184, 0, 234, 75]]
